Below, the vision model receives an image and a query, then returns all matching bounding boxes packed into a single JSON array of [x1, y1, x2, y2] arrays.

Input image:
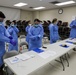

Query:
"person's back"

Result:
[[25, 20, 31, 43], [49, 18, 59, 44]]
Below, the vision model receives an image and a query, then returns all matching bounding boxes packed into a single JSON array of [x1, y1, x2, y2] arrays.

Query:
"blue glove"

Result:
[[72, 25, 76, 28], [38, 35, 41, 38], [36, 35, 41, 40], [10, 39, 16, 46], [34, 35, 40, 40], [9, 36, 13, 39]]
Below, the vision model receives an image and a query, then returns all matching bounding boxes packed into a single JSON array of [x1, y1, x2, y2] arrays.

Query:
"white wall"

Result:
[[33, 11, 40, 20], [1, 6, 76, 25], [20, 10, 33, 23], [0, 6, 33, 24], [0, 7, 20, 21], [33, 6, 76, 24]]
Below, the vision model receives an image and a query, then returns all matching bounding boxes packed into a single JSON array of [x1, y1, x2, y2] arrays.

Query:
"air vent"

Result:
[[29, 7, 33, 8], [49, 1, 60, 4]]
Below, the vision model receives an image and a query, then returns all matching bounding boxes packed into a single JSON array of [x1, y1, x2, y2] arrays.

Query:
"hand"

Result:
[[10, 39, 16, 46], [38, 35, 41, 38], [36, 35, 40, 40], [9, 36, 13, 39], [32, 36, 38, 40], [72, 25, 76, 28]]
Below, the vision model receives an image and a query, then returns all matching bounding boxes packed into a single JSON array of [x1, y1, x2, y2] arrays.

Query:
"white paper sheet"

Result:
[[16, 54, 31, 61], [38, 51, 56, 59], [65, 43, 73, 45], [72, 38, 76, 42], [67, 40, 76, 44]]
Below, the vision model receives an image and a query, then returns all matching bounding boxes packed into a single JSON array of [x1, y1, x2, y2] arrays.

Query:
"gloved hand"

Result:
[[72, 25, 76, 28], [38, 35, 41, 38], [8, 36, 13, 39], [10, 39, 16, 46], [32, 36, 38, 40], [36, 35, 41, 40], [34, 35, 40, 40]]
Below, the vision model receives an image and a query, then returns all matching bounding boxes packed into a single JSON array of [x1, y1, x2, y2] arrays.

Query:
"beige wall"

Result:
[[33, 6, 76, 24], [2, 6, 75, 24], [33, 11, 40, 20], [20, 6, 76, 24], [20, 10, 33, 23]]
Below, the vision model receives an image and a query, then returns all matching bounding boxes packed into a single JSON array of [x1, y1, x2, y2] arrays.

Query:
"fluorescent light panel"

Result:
[[55, 1, 75, 6], [14, 2, 27, 7], [33, 6, 45, 10]]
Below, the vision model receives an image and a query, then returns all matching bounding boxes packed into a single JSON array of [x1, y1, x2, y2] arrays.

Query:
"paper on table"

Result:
[[16, 54, 32, 61], [72, 38, 76, 41], [66, 43, 73, 45], [72, 38, 76, 43], [69, 38, 76, 41], [38, 51, 56, 59], [8, 54, 35, 63], [8, 56, 21, 64]]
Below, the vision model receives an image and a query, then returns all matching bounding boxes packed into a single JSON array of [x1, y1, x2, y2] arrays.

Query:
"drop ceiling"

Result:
[[0, 0, 76, 11]]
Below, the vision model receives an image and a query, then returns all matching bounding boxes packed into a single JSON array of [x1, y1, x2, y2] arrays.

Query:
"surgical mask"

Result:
[[34, 24, 38, 27], [29, 24, 31, 26], [0, 22, 3, 26], [11, 24, 14, 27]]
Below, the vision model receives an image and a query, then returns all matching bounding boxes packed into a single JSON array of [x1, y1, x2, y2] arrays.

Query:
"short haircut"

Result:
[[0, 11, 6, 18], [34, 19, 40, 22], [52, 18, 57, 23]]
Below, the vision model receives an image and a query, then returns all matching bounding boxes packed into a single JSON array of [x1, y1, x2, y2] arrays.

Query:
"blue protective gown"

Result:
[[7, 26, 19, 51], [49, 24, 59, 44], [70, 20, 76, 38], [25, 25, 31, 43], [0, 22, 10, 67], [28, 25, 44, 50]]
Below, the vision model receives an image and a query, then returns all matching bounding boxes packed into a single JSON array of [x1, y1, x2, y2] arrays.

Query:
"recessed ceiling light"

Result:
[[14, 2, 28, 7], [55, 1, 75, 6], [40, 0, 42, 1], [33, 6, 45, 10]]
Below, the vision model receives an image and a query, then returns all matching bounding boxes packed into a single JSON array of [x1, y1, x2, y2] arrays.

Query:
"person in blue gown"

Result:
[[28, 19, 44, 50], [37, 20, 44, 36], [0, 11, 16, 70], [70, 19, 76, 38], [25, 20, 32, 44], [49, 18, 59, 44], [7, 21, 19, 51]]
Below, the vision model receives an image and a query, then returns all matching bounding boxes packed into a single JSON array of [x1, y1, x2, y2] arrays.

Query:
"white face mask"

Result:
[[29, 24, 31, 26], [0, 22, 3, 26], [11, 24, 14, 26]]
